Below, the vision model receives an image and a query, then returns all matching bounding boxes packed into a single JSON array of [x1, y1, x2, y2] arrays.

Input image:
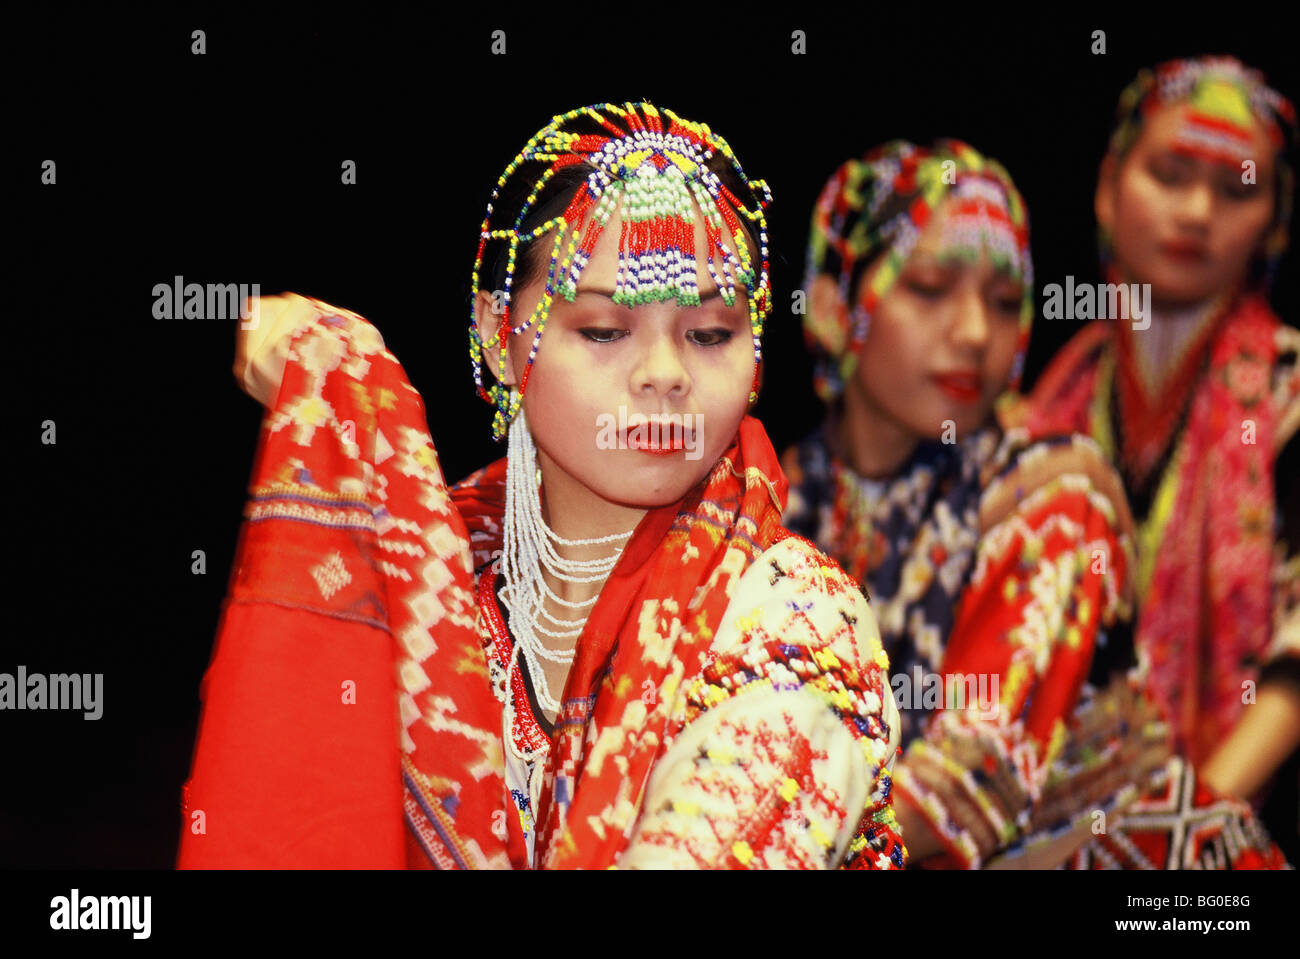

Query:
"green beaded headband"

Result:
[[469, 101, 773, 441]]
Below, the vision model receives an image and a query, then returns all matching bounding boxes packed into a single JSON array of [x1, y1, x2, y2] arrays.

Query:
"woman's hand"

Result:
[[233, 293, 321, 407]]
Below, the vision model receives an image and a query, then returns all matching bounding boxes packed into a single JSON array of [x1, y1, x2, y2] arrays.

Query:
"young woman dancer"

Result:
[[1019, 57, 1300, 855], [178, 102, 905, 870]]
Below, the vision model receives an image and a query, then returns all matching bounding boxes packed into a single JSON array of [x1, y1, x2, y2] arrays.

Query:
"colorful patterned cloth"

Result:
[[1020, 296, 1300, 767], [178, 296, 905, 869], [784, 420, 1291, 869], [793, 112, 1294, 868], [1018, 298, 1300, 871], [1067, 756, 1288, 870], [785, 425, 1159, 867]]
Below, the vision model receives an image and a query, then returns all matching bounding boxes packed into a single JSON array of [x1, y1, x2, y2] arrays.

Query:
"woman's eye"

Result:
[[579, 328, 628, 343], [996, 297, 1023, 314], [1148, 157, 1188, 186], [906, 279, 948, 299], [1216, 177, 1255, 201], [687, 328, 734, 347]]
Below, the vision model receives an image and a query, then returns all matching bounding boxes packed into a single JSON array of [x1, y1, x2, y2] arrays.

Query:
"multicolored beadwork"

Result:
[[469, 102, 774, 440], [803, 139, 1034, 403], [1104, 56, 1297, 287]]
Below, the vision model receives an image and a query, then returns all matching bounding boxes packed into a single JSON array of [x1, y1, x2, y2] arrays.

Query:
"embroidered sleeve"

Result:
[[891, 434, 1154, 869], [618, 537, 905, 870]]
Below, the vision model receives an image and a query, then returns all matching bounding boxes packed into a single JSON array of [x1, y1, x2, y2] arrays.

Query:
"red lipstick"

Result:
[[625, 419, 693, 455], [932, 371, 982, 404], [1160, 238, 1208, 263]]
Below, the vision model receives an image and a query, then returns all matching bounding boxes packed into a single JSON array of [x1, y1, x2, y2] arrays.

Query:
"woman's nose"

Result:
[[632, 330, 691, 398], [1176, 180, 1215, 225], [950, 287, 991, 350]]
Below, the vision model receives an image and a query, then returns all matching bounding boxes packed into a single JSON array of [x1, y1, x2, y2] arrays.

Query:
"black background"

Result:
[[6, 6, 1298, 869]]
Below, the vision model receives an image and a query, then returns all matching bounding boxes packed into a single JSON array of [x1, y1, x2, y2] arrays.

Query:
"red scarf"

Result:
[[178, 299, 792, 867], [1023, 294, 1284, 765]]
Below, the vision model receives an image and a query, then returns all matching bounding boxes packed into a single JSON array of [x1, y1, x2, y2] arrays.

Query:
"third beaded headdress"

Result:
[[468, 101, 775, 441], [1103, 55, 1297, 289]]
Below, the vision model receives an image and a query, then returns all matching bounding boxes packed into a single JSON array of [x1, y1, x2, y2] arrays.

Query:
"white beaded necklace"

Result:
[[500, 404, 635, 715]]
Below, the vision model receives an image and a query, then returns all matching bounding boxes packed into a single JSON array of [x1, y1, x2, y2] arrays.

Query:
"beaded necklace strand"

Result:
[[500, 404, 635, 714]]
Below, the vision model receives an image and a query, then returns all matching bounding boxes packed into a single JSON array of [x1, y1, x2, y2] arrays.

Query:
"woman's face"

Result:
[[1097, 100, 1277, 306], [477, 204, 756, 510], [841, 195, 1025, 442]]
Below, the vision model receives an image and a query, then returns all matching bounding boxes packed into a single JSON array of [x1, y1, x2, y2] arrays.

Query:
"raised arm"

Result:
[[181, 294, 495, 868]]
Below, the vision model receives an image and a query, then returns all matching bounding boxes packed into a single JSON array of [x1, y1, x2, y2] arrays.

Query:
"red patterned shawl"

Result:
[[178, 297, 870, 869], [1023, 294, 1286, 765]]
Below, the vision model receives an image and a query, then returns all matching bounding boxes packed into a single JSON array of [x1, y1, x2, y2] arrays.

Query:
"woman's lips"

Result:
[[624, 423, 693, 454], [1160, 239, 1208, 263], [931, 372, 982, 403]]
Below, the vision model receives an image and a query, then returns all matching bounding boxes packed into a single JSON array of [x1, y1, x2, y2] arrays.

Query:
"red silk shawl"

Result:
[[178, 301, 794, 868]]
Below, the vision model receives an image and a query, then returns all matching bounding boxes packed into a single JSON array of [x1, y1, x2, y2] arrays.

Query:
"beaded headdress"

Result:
[[803, 139, 1034, 403], [469, 102, 774, 440], [1104, 56, 1297, 287]]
